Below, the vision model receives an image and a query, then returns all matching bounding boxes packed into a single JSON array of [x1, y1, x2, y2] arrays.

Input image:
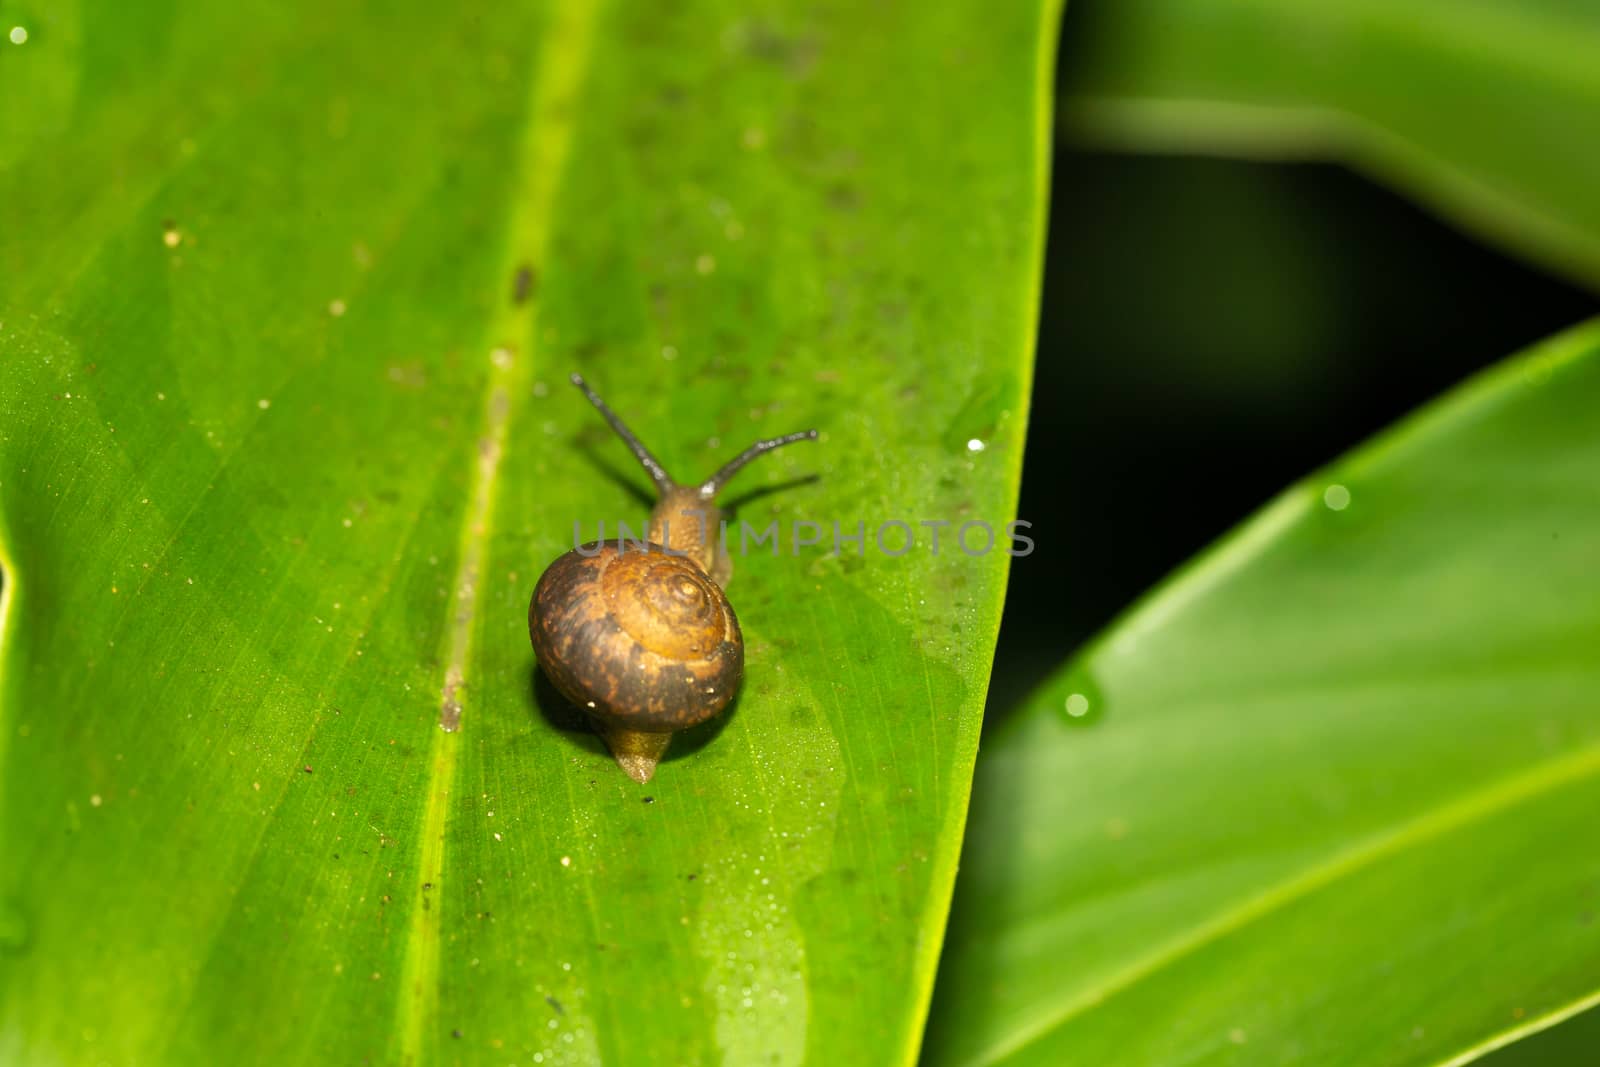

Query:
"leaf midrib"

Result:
[[390, 2, 603, 1062]]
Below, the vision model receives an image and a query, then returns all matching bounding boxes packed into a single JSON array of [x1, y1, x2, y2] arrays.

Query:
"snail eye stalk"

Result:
[[570, 373, 677, 495], [699, 429, 820, 500]]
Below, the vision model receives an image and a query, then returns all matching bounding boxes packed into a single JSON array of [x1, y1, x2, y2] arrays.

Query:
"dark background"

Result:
[[988, 81, 1600, 721]]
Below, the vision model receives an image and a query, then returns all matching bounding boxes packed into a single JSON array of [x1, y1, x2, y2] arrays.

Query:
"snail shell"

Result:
[[529, 540, 743, 733]]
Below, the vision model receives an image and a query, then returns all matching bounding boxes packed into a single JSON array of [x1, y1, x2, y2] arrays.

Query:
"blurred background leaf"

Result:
[[0, 1, 1057, 1063], [929, 321, 1600, 1065], [1055, 0, 1600, 293], [960, 0, 1600, 1054], [985, 153, 1599, 715]]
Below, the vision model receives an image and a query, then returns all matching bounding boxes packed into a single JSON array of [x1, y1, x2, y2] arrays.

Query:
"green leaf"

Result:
[[1058, 0, 1600, 290], [0, 2, 1058, 1062], [927, 320, 1600, 1066]]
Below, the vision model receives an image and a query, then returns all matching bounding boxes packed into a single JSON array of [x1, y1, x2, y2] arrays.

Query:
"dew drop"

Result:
[[1322, 483, 1351, 511], [1055, 664, 1106, 727]]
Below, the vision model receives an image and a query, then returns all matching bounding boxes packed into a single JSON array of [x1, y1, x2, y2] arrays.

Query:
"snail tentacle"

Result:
[[699, 429, 820, 500], [570, 373, 677, 495]]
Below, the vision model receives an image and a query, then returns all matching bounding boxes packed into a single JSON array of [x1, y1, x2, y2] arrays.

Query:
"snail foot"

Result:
[[601, 727, 672, 783]]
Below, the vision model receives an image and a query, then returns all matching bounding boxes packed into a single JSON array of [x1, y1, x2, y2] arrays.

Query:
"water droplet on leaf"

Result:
[[1055, 664, 1106, 727]]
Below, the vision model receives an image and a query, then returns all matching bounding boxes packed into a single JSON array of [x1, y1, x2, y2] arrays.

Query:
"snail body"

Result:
[[529, 374, 816, 782]]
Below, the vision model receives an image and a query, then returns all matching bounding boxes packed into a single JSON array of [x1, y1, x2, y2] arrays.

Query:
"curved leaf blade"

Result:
[[0, 1, 1058, 1063], [929, 320, 1600, 1065], [1059, 0, 1600, 290]]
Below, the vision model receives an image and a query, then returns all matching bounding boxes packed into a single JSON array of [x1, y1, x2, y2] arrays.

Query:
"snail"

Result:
[[529, 374, 818, 783]]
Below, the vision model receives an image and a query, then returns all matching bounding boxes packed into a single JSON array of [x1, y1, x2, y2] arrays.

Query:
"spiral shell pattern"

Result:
[[529, 541, 743, 731]]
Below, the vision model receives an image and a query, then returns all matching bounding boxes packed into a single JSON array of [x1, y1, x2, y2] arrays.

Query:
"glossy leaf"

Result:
[[1059, 0, 1600, 290], [929, 320, 1600, 1065], [0, 1, 1058, 1062]]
